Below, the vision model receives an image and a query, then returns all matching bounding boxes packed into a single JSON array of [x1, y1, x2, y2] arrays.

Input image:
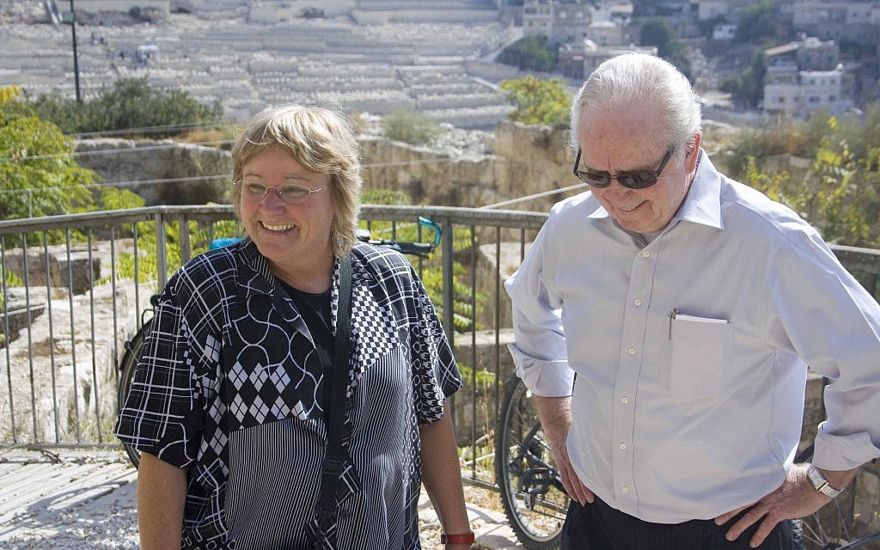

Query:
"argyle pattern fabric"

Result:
[[115, 239, 460, 549]]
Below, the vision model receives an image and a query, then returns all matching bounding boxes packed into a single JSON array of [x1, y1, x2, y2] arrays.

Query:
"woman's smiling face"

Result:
[[238, 144, 335, 276]]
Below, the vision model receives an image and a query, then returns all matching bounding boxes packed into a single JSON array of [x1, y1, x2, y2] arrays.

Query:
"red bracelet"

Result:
[[440, 531, 475, 545]]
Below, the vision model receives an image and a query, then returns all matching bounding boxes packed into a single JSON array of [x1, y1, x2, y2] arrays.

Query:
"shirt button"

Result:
[[620, 396, 629, 404], [642, 250, 651, 258], [622, 485, 630, 493], [618, 442, 627, 450], [627, 346, 637, 356], [633, 298, 642, 307]]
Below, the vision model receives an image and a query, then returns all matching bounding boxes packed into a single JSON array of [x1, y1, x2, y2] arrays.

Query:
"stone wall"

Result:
[[77, 121, 579, 213], [76, 139, 233, 206], [359, 121, 578, 212], [4, 245, 102, 295], [76, 121, 580, 211]]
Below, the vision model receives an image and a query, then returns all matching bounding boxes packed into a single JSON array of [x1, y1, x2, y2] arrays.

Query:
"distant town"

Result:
[[1, 0, 879, 128]]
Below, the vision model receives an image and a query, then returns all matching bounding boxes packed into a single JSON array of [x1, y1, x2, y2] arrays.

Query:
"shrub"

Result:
[[28, 78, 223, 137], [382, 111, 442, 145], [500, 75, 571, 127]]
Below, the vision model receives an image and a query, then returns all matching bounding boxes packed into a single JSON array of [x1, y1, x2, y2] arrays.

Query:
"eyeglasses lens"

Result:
[[573, 148, 671, 190], [241, 182, 311, 204]]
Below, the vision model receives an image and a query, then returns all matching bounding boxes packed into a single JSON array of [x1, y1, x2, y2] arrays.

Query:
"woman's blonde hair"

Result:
[[230, 104, 362, 257]]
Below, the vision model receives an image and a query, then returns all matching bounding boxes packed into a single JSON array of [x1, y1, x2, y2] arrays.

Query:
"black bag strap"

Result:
[[315, 254, 352, 532]]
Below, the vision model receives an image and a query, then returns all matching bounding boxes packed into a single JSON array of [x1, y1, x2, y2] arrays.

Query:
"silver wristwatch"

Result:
[[806, 464, 845, 498]]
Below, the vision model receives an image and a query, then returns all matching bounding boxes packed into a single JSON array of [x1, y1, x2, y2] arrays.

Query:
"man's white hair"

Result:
[[570, 53, 701, 151]]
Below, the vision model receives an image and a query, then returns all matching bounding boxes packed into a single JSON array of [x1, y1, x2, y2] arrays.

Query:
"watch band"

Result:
[[440, 531, 475, 545], [807, 464, 845, 498]]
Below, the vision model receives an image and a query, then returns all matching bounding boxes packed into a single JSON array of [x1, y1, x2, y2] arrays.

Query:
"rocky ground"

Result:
[[0, 450, 522, 549]]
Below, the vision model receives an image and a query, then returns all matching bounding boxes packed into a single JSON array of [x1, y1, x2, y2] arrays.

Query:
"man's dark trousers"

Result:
[[560, 498, 800, 550]]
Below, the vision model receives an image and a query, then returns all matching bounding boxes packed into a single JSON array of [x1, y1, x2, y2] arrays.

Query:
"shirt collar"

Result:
[[584, 149, 724, 231], [238, 238, 275, 296], [671, 150, 724, 230]]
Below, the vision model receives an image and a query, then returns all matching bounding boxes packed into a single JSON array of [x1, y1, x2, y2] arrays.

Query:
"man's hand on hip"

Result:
[[714, 463, 857, 547], [532, 395, 595, 506]]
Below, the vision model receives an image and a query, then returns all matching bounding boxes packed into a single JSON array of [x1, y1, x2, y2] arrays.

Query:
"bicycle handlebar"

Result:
[[364, 239, 435, 257]]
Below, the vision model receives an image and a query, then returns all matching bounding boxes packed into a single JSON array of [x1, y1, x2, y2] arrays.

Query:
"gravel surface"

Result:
[[0, 451, 519, 549]]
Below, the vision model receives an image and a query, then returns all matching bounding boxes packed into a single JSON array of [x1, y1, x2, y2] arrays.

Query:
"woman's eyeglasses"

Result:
[[236, 181, 324, 204], [573, 147, 674, 189]]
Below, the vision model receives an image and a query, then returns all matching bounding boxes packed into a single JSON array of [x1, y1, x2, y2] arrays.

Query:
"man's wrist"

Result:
[[806, 464, 846, 498], [819, 465, 859, 489]]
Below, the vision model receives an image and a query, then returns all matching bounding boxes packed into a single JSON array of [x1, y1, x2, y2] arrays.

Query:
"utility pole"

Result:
[[68, 0, 82, 103]]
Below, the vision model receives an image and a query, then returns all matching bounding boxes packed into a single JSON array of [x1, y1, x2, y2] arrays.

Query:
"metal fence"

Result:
[[0, 205, 545, 483], [1, 205, 879, 490]]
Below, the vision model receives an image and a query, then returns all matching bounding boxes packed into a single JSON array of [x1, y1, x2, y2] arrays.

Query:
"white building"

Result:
[[587, 20, 632, 46], [712, 23, 737, 40], [694, 0, 769, 21], [764, 65, 851, 118], [522, 0, 594, 44], [793, 1, 879, 44], [582, 41, 657, 76]]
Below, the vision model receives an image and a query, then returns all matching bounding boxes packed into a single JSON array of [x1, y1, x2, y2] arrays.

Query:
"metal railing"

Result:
[[1, 206, 879, 490]]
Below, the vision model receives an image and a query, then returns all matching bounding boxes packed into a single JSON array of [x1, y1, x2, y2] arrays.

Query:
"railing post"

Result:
[[442, 216, 455, 346], [441, 216, 456, 425], [155, 213, 167, 290], [179, 216, 191, 265]]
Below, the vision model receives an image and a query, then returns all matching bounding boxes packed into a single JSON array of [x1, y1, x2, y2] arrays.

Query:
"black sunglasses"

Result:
[[573, 147, 675, 189]]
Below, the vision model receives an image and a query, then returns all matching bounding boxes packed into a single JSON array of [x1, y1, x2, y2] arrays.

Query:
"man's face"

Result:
[[576, 103, 698, 233]]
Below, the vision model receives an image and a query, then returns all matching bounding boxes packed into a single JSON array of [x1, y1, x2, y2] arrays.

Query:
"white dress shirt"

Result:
[[505, 152, 880, 523]]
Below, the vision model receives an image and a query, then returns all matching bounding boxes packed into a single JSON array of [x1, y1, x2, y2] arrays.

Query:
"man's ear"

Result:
[[685, 133, 702, 168]]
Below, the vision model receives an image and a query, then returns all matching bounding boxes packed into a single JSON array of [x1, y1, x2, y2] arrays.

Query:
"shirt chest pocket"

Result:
[[669, 315, 732, 399]]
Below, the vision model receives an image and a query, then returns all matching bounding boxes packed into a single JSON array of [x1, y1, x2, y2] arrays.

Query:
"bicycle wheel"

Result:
[[798, 488, 880, 550], [117, 319, 152, 468], [495, 375, 569, 549]]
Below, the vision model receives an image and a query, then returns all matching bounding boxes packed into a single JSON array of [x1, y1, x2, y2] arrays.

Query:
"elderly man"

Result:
[[505, 53, 880, 549]]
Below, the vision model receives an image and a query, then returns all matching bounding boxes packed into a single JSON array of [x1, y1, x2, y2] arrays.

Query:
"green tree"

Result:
[[500, 75, 571, 127], [742, 113, 880, 249], [29, 78, 223, 137], [0, 101, 96, 221], [382, 110, 442, 145], [1, 88, 146, 233], [497, 35, 558, 73], [735, 0, 778, 44], [720, 51, 766, 109], [639, 19, 693, 80]]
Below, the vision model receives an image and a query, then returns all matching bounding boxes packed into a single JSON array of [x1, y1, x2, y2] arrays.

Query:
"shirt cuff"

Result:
[[507, 343, 574, 397], [813, 424, 880, 471]]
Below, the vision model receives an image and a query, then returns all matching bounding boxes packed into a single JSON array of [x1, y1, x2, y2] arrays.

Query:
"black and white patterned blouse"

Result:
[[115, 239, 461, 549]]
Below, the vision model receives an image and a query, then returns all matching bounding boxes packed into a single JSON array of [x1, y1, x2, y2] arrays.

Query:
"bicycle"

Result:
[[494, 374, 880, 550], [494, 374, 569, 549], [116, 218, 442, 468]]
